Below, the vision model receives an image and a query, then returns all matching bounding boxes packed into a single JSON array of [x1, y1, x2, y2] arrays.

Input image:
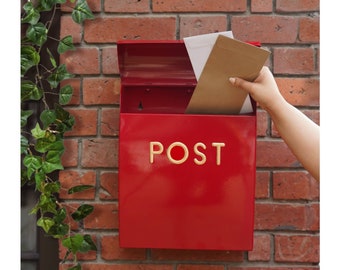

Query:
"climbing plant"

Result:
[[21, 1, 95, 269]]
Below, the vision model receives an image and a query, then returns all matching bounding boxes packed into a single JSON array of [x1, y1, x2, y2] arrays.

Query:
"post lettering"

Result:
[[167, 142, 189, 164], [150, 141, 164, 164], [212, 142, 225, 165], [194, 142, 207, 165], [149, 141, 225, 165]]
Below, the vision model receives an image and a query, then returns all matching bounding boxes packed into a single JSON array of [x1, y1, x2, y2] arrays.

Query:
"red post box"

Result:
[[118, 40, 257, 250]]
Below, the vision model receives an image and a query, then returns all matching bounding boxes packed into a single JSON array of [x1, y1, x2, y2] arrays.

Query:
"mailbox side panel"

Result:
[[119, 113, 256, 250]]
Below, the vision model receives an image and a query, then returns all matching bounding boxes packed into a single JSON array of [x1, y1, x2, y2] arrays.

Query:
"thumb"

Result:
[[229, 77, 253, 94]]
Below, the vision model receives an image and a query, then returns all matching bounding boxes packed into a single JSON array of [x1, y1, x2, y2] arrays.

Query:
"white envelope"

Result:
[[183, 31, 253, 114]]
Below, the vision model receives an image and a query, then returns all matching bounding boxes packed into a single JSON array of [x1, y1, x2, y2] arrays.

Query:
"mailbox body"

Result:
[[118, 40, 257, 250]]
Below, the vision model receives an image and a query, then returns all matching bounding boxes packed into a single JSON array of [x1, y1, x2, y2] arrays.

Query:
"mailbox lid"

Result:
[[117, 40, 197, 85]]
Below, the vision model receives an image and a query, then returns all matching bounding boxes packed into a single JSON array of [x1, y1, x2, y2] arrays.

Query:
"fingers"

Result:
[[229, 77, 253, 94]]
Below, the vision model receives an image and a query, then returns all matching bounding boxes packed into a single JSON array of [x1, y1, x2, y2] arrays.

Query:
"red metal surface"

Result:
[[118, 40, 257, 250]]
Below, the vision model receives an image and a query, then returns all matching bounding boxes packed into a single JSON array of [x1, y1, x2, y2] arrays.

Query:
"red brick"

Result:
[[84, 17, 176, 43], [232, 16, 298, 44], [248, 234, 271, 261], [251, 0, 273, 13], [104, 0, 150, 12], [81, 138, 118, 168], [101, 108, 120, 136], [102, 46, 119, 75], [273, 171, 319, 200], [179, 15, 227, 39], [60, 15, 82, 44], [101, 235, 146, 260], [59, 170, 96, 199], [299, 16, 320, 43], [254, 203, 319, 231], [275, 77, 319, 106], [273, 48, 316, 75], [61, 264, 173, 270], [256, 110, 268, 137], [60, 78, 81, 105], [255, 171, 270, 199], [65, 109, 97, 136], [177, 265, 224, 270], [86, 0, 102, 11], [58, 0, 322, 268], [256, 140, 298, 168], [276, 0, 319, 12], [153, 0, 246, 12], [150, 249, 243, 262], [83, 78, 120, 105], [84, 203, 118, 229], [61, 139, 78, 167], [61, 0, 101, 12], [60, 48, 99, 75], [228, 266, 319, 270], [99, 171, 118, 200], [274, 235, 319, 263], [302, 109, 319, 125]]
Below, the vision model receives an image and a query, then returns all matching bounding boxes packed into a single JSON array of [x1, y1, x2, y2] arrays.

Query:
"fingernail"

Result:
[[229, 77, 236, 84]]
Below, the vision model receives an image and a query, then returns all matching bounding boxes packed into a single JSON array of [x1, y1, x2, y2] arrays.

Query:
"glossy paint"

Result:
[[118, 40, 257, 250]]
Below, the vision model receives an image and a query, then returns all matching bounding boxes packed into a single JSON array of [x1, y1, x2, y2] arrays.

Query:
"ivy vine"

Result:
[[21, 1, 95, 269]]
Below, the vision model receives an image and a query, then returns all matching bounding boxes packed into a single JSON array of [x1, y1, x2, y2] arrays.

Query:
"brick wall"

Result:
[[59, 0, 320, 269]]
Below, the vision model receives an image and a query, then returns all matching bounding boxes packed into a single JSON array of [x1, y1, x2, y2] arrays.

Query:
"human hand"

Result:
[[229, 66, 285, 113]]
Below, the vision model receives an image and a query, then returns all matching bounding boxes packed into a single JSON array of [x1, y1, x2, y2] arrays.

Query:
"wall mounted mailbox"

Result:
[[118, 39, 260, 250]]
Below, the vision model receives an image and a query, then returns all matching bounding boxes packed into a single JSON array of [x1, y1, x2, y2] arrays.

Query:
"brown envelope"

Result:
[[185, 35, 270, 114]]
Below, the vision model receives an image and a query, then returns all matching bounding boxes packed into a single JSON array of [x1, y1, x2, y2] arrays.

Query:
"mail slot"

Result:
[[118, 39, 257, 250]]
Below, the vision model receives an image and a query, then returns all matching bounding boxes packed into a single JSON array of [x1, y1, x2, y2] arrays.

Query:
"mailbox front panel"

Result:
[[119, 113, 256, 250]]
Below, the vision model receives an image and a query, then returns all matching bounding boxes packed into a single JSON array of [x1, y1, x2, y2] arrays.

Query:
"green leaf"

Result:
[[26, 22, 48, 46], [79, 234, 97, 252], [31, 123, 46, 139], [44, 181, 61, 194], [21, 81, 43, 101], [38, 194, 58, 214], [35, 139, 64, 153], [54, 104, 75, 133], [21, 135, 29, 154], [46, 48, 57, 68], [68, 185, 94, 194], [37, 0, 54, 11], [58, 36, 76, 54], [49, 222, 69, 238], [21, 2, 40, 24], [54, 208, 67, 223], [40, 109, 57, 129], [37, 217, 55, 233], [42, 150, 64, 173], [62, 234, 84, 254], [38, 0, 66, 11], [47, 64, 74, 89], [72, 0, 94, 24], [71, 204, 94, 221], [34, 170, 46, 191], [46, 131, 57, 143], [21, 110, 33, 128], [23, 155, 42, 179], [68, 263, 81, 270], [21, 46, 40, 76], [59, 85, 73, 105]]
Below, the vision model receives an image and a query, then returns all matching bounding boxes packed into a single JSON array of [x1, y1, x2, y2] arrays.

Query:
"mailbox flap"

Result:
[[117, 40, 197, 85]]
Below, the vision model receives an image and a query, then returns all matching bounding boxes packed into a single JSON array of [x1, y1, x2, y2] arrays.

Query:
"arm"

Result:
[[229, 66, 320, 181]]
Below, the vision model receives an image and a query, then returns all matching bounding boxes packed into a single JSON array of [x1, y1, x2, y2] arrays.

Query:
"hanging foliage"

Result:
[[21, 1, 96, 269]]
